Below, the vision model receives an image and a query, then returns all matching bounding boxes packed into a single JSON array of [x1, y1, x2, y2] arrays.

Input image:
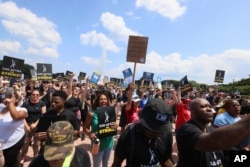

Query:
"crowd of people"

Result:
[[0, 74, 250, 167]]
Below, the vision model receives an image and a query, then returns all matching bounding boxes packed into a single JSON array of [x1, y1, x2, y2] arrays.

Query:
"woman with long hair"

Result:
[[85, 91, 118, 167]]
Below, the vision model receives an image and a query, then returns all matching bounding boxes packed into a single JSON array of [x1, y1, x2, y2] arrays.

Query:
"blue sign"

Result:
[[142, 72, 154, 81], [90, 72, 101, 85], [122, 68, 132, 79]]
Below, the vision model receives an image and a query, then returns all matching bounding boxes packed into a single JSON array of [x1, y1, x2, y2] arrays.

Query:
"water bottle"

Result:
[[91, 138, 100, 155], [81, 101, 85, 110]]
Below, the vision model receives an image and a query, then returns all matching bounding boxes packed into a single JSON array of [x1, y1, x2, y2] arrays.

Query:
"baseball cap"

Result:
[[132, 94, 141, 102], [44, 121, 74, 161], [139, 98, 172, 133]]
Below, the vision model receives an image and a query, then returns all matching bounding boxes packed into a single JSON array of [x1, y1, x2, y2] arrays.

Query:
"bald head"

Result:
[[189, 98, 207, 112], [189, 98, 214, 123]]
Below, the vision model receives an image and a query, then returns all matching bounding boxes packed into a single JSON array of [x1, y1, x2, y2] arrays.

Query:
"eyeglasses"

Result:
[[32, 94, 39, 96]]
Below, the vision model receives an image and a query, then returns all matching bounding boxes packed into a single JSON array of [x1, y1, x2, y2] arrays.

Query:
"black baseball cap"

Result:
[[139, 98, 172, 133]]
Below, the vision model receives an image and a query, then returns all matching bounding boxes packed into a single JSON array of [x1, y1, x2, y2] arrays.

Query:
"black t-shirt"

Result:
[[119, 105, 127, 128], [176, 121, 224, 167], [116, 93, 123, 103], [65, 96, 82, 113], [29, 146, 91, 167], [115, 123, 173, 167], [44, 109, 80, 131], [22, 100, 46, 123]]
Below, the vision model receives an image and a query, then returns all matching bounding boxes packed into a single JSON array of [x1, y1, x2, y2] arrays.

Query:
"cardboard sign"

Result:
[[78, 72, 86, 80], [30, 69, 37, 80], [122, 68, 133, 79], [126, 35, 148, 64], [103, 76, 109, 84], [36, 63, 53, 80], [96, 106, 117, 138], [1, 55, 24, 78], [180, 75, 192, 93], [66, 70, 73, 76], [89, 72, 101, 85], [135, 80, 140, 87], [161, 80, 170, 89], [214, 70, 225, 83], [142, 72, 154, 81], [110, 78, 123, 85], [55, 72, 64, 78], [142, 80, 151, 88]]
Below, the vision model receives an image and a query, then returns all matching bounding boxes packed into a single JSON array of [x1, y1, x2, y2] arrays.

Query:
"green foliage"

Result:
[[217, 78, 250, 95]]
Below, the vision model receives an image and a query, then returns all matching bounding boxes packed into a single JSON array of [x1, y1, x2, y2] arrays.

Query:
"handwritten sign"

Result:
[[126, 35, 148, 64]]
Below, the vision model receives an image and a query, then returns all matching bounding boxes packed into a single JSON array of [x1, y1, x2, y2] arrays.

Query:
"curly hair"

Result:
[[92, 91, 111, 110], [52, 90, 68, 101]]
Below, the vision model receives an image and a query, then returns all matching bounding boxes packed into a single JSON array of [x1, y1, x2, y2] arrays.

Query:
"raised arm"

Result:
[[80, 76, 90, 101], [125, 83, 136, 112], [4, 92, 27, 120], [195, 114, 250, 152], [66, 73, 75, 96]]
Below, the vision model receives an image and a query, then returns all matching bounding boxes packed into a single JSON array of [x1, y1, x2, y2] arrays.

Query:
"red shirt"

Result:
[[175, 102, 191, 130], [126, 107, 141, 124]]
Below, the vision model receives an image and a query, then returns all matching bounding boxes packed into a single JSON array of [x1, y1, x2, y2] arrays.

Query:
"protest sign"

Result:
[[96, 106, 117, 138]]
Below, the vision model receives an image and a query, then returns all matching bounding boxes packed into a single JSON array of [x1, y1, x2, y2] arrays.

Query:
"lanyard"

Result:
[[62, 148, 74, 167]]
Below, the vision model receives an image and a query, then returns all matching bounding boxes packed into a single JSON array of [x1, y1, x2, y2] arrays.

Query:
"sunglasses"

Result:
[[32, 94, 40, 96]]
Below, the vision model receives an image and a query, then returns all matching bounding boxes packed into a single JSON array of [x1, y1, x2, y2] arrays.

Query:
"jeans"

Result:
[[92, 147, 112, 167]]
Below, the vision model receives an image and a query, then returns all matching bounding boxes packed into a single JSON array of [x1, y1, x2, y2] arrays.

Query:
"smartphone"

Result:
[[5, 87, 14, 98]]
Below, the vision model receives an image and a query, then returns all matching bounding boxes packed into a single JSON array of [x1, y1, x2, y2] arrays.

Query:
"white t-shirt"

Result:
[[0, 104, 27, 150]]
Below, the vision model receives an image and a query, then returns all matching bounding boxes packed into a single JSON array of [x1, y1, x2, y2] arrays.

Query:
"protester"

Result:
[[29, 121, 91, 167], [119, 83, 142, 134], [118, 87, 129, 134], [0, 88, 28, 167], [64, 73, 90, 139], [25, 80, 33, 101], [213, 99, 241, 128], [125, 88, 141, 123], [112, 98, 174, 167], [80, 85, 92, 141], [176, 98, 250, 167], [19, 89, 46, 166], [213, 99, 250, 166], [64, 73, 83, 115], [239, 98, 250, 115], [85, 92, 118, 167], [171, 88, 191, 131], [39, 80, 55, 110], [36, 90, 80, 153]]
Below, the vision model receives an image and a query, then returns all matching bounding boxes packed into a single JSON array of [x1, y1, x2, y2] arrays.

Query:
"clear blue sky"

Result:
[[0, 0, 250, 85]]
